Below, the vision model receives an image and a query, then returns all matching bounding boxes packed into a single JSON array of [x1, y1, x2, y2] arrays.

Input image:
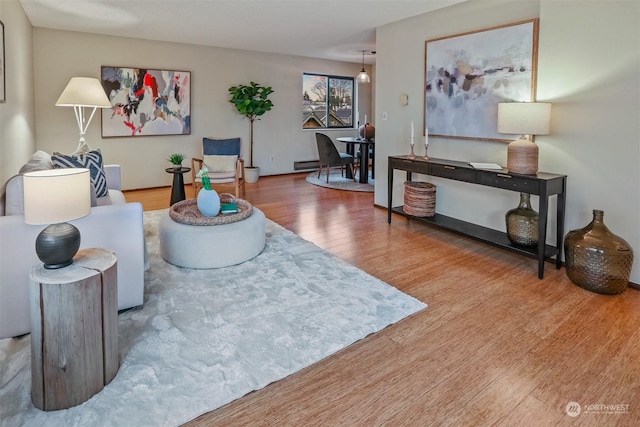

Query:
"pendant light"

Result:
[[356, 50, 370, 84]]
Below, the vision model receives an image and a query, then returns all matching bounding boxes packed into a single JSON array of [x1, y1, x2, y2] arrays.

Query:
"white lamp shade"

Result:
[[23, 168, 91, 225], [497, 102, 551, 135], [55, 77, 111, 108]]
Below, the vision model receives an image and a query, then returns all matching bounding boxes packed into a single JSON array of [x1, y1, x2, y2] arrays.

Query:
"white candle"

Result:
[[411, 121, 415, 144], [425, 126, 429, 145], [364, 114, 367, 125]]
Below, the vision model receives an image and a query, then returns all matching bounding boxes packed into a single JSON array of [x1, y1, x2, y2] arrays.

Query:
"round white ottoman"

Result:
[[159, 208, 266, 268]]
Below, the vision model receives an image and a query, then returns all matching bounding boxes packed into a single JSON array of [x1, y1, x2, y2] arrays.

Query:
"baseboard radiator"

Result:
[[293, 160, 320, 171]]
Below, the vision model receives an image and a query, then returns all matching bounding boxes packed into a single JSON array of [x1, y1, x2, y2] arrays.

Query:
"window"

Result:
[[302, 73, 354, 129]]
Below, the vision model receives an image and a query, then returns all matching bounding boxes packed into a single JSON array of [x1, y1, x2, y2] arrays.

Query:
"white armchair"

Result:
[[0, 160, 145, 339]]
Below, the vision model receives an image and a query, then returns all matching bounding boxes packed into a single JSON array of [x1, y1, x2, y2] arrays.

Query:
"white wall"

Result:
[[31, 29, 373, 190], [375, 0, 640, 283], [0, 0, 36, 184]]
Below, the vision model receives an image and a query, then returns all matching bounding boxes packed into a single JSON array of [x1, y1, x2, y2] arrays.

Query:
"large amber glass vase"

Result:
[[564, 210, 634, 294], [505, 193, 539, 247]]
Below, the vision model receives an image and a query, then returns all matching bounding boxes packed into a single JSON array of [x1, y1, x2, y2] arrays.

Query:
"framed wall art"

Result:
[[101, 66, 191, 137], [424, 19, 539, 142], [1, 20, 5, 103]]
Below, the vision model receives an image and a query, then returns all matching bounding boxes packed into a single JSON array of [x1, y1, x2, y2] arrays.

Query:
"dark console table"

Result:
[[387, 155, 567, 279]]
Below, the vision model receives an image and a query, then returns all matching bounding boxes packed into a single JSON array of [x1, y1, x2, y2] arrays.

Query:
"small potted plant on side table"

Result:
[[168, 153, 185, 170]]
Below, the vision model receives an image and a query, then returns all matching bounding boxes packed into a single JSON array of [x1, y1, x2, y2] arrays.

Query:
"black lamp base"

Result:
[[35, 223, 81, 269]]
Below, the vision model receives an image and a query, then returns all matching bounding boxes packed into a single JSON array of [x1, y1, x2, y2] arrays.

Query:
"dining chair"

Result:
[[191, 137, 245, 198], [315, 133, 356, 183]]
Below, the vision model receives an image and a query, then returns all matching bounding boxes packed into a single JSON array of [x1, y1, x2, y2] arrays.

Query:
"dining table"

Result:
[[336, 137, 375, 183]]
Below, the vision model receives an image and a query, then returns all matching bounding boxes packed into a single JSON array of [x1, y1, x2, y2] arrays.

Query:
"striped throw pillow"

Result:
[[52, 149, 109, 197]]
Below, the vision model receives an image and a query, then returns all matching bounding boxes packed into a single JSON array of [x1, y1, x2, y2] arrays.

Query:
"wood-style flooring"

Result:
[[124, 173, 640, 427]]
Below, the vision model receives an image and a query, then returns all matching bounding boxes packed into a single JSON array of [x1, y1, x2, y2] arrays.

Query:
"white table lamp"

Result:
[[56, 77, 112, 153], [497, 102, 551, 175], [23, 168, 91, 269]]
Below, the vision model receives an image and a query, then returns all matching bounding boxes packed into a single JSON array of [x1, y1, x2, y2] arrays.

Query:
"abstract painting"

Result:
[[425, 19, 538, 142], [101, 67, 191, 137]]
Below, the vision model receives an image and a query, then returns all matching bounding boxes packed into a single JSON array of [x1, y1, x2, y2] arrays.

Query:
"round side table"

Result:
[[29, 248, 118, 411], [165, 167, 191, 205]]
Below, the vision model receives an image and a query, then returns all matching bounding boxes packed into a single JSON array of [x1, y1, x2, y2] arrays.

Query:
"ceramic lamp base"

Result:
[[507, 137, 538, 175], [36, 222, 81, 269]]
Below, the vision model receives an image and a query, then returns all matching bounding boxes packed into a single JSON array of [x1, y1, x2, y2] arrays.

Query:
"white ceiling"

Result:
[[19, 0, 466, 64]]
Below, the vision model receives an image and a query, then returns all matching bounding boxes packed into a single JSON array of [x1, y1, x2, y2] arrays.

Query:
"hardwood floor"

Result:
[[125, 174, 640, 427]]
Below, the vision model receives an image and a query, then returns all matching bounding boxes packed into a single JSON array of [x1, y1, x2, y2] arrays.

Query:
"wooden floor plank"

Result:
[[494, 395, 564, 427], [123, 173, 640, 426]]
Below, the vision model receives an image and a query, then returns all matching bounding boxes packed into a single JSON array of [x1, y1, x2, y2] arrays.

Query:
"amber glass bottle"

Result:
[[564, 210, 634, 294]]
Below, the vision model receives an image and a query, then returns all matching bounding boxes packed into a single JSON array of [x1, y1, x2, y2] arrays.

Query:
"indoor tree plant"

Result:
[[228, 82, 274, 183]]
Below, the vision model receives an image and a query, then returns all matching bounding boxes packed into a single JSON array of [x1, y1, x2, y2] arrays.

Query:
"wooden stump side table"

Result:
[[29, 248, 118, 411]]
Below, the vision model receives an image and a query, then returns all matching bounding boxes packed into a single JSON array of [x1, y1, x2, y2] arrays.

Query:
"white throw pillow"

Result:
[[203, 155, 238, 173], [18, 150, 53, 173], [4, 151, 54, 215]]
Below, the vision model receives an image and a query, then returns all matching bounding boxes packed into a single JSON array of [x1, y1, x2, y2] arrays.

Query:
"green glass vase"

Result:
[[505, 193, 539, 247]]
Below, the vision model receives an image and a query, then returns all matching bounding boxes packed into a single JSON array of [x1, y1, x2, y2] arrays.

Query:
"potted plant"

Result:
[[228, 82, 274, 183], [168, 153, 185, 170]]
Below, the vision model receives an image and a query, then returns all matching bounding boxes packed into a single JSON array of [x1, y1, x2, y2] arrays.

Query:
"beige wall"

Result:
[[5, 0, 638, 282], [0, 0, 36, 184], [375, 0, 640, 283], [30, 29, 373, 190]]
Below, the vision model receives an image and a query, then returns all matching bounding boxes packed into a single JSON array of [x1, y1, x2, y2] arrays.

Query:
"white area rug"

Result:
[[0, 209, 425, 427], [306, 170, 374, 192]]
